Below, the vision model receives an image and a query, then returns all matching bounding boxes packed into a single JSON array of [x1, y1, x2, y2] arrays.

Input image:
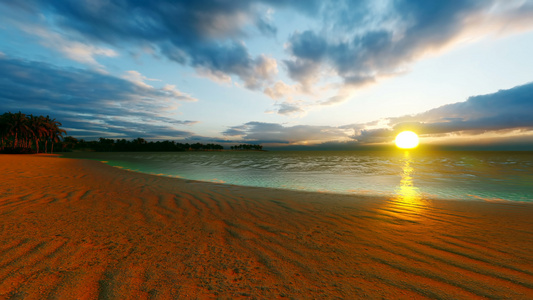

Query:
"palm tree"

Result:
[[45, 117, 66, 154], [28, 115, 47, 153], [7, 112, 32, 149], [63, 136, 78, 151], [0, 113, 8, 150], [41, 116, 52, 153], [0, 112, 68, 153]]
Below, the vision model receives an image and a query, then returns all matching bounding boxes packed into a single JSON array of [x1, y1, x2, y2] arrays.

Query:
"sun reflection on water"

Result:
[[394, 151, 422, 204]]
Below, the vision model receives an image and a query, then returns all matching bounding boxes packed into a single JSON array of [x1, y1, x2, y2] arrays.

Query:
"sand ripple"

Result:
[[1, 155, 533, 299]]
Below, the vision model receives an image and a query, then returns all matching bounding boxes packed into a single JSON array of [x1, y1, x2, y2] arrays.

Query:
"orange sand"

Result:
[[1, 154, 533, 299]]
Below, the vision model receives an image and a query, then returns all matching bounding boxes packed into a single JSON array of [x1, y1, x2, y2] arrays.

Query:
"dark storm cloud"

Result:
[[354, 82, 533, 143], [0, 55, 196, 139]]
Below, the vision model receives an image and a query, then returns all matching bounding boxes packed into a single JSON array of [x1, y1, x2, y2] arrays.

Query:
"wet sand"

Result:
[[1, 154, 533, 299]]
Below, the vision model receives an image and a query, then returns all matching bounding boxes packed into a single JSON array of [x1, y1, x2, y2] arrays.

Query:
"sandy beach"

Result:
[[1, 154, 533, 299]]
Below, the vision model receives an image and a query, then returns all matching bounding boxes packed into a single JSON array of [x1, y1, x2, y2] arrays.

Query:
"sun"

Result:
[[395, 131, 419, 149]]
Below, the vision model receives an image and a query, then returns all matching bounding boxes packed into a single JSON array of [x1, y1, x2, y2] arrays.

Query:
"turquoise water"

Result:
[[66, 151, 533, 202]]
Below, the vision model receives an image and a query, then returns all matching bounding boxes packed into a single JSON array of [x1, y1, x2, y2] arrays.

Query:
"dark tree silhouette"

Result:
[[0, 112, 68, 154], [1, 111, 226, 153], [71, 138, 224, 152], [230, 143, 263, 151]]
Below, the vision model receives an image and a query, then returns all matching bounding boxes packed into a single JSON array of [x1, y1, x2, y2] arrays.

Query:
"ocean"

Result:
[[64, 150, 533, 202]]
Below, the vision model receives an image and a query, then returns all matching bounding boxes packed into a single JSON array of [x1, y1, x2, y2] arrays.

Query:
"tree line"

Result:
[[0, 111, 66, 154], [1, 111, 264, 153], [230, 144, 263, 150], [73, 138, 225, 152]]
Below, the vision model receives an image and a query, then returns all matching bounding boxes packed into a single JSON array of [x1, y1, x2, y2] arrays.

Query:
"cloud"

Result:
[[352, 81, 533, 143], [277, 102, 306, 116], [392, 82, 533, 133], [243, 54, 278, 89], [227, 81, 533, 147], [222, 121, 351, 144], [1, 0, 286, 90], [263, 81, 295, 99], [43, 36, 118, 69], [3, 0, 533, 120], [284, 0, 533, 105], [8, 20, 118, 70], [283, 55, 322, 90], [272, 0, 533, 116], [288, 30, 328, 62], [256, 7, 277, 37], [0, 55, 197, 139]]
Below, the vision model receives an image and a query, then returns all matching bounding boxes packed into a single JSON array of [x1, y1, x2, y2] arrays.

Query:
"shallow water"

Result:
[[65, 150, 533, 202]]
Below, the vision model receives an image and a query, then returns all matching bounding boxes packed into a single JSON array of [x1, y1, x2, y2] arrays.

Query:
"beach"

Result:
[[1, 155, 533, 299]]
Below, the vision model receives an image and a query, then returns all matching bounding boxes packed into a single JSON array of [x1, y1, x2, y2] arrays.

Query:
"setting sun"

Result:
[[395, 131, 419, 149]]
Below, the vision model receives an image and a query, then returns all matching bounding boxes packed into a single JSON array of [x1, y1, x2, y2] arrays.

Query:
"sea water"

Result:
[[66, 150, 533, 202]]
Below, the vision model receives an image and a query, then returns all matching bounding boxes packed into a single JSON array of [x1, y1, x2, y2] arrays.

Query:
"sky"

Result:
[[1, 0, 533, 149]]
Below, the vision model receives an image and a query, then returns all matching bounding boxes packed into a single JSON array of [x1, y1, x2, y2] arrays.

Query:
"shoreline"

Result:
[[60, 151, 533, 204], [1, 154, 533, 298]]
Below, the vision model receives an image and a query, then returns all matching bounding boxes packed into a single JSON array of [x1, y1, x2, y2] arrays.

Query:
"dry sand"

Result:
[[1, 154, 533, 299]]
